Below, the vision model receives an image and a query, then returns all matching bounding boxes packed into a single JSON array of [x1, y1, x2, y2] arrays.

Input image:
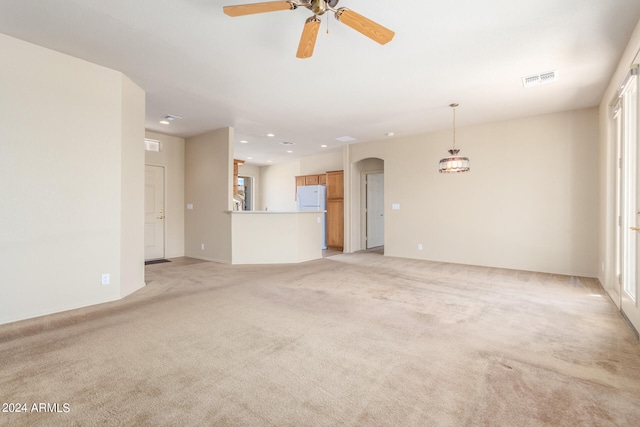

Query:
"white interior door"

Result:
[[366, 173, 384, 248], [145, 165, 165, 261], [621, 72, 640, 333]]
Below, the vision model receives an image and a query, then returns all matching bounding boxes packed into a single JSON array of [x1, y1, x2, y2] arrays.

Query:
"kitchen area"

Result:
[[157, 126, 345, 266], [229, 166, 343, 264]]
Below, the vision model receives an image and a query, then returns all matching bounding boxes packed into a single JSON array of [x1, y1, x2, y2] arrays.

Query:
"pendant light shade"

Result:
[[439, 103, 470, 173]]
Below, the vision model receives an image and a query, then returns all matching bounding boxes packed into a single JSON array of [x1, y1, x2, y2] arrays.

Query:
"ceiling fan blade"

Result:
[[296, 17, 321, 58], [334, 8, 394, 45], [223, 1, 296, 17]]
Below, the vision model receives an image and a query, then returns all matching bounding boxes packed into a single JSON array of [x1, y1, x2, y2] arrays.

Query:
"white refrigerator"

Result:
[[296, 184, 327, 249]]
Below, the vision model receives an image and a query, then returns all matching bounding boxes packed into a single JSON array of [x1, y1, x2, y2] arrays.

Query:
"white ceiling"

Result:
[[2, 0, 640, 165]]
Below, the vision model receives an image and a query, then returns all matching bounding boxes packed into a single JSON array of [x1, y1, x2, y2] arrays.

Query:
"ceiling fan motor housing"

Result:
[[307, 0, 339, 15]]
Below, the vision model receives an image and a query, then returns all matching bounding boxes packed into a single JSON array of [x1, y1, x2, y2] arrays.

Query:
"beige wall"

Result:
[[259, 161, 300, 211], [258, 120, 601, 277], [345, 108, 599, 277], [300, 150, 344, 175], [145, 131, 185, 258], [599, 18, 640, 303], [0, 34, 145, 324], [185, 128, 233, 263], [259, 150, 343, 211], [120, 76, 146, 298]]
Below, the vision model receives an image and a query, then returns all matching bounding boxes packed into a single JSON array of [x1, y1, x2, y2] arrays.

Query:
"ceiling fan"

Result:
[[223, 0, 395, 58]]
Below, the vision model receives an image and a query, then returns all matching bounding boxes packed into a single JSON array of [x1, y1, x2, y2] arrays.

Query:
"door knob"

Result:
[[630, 226, 640, 231], [156, 216, 165, 220]]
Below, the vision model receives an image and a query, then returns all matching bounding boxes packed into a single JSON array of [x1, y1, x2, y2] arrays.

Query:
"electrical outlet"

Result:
[[418, 243, 423, 250], [201, 243, 205, 251], [101, 274, 110, 285]]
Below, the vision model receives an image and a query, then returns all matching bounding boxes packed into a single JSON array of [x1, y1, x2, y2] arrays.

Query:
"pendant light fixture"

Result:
[[438, 103, 470, 173]]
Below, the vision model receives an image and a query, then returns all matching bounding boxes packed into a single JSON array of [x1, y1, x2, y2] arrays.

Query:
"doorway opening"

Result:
[[355, 158, 384, 253], [238, 175, 254, 211], [366, 173, 384, 249], [144, 165, 165, 261]]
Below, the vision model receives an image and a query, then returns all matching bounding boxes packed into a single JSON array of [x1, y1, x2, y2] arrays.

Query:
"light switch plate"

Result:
[[392, 203, 400, 210]]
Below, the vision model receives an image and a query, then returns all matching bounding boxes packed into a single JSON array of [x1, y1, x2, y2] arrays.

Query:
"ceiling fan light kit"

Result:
[[223, 0, 395, 58]]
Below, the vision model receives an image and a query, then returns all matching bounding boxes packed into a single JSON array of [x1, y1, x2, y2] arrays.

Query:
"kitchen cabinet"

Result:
[[326, 170, 344, 199], [296, 176, 306, 190], [233, 159, 244, 196], [325, 170, 344, 251], [305, 175, 319, 185], [326, 198, 344, 251], [295, 170, 343, 251]]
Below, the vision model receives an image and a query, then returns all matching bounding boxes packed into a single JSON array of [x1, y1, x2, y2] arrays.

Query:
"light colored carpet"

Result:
[[1, 252, 639, 426]]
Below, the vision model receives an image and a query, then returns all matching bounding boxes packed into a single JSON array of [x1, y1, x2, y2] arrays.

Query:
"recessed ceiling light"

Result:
[[267, 160, 273, 163], [247, 157, 253, 160], [385, 132, 394, 137], [240, 140, 248, 144], [159, 120, 170, 125], [320, 144, 328, 148], [266, 133, 275, 138], [336, 136, 356, 142], [286, 150, 293, 153]]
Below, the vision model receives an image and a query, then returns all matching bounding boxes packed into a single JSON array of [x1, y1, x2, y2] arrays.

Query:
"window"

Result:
[[144, 138, 161, 152]]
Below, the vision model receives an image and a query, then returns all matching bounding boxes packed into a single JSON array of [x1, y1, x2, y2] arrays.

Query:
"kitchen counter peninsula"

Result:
[[228, 210, 325, 264]]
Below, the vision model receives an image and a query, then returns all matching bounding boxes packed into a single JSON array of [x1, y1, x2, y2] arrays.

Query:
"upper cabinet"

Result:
[[326, 170, 344, 199], [296, 174, 327, 186]]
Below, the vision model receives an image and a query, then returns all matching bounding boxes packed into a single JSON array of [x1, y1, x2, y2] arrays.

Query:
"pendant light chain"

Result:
[[452, 104, 456, 151], [326, 10, 330, 34], [450, 102, 459, 152]]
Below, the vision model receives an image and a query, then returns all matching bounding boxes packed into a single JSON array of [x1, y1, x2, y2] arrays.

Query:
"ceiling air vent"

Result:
[[336, 136, 356, 142], [522, 70, 557, 88]]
